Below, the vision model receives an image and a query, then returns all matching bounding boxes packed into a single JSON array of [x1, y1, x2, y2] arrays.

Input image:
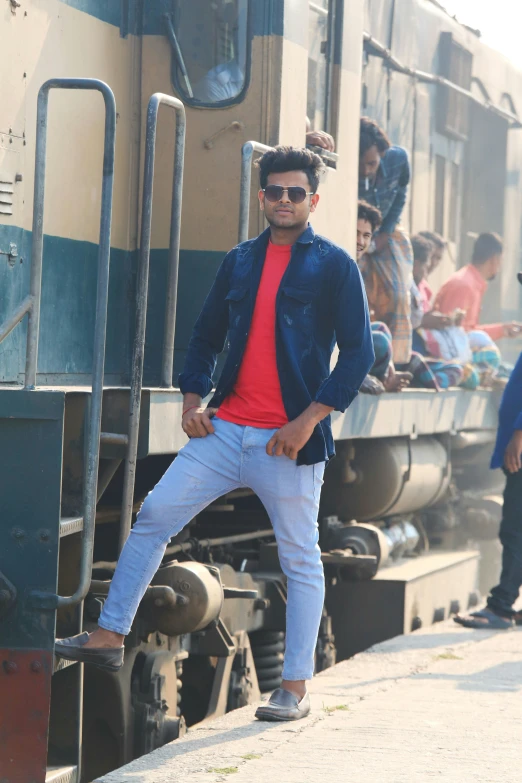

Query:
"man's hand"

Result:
[[503, 321, 522, 338], [182, 393, 217, 438], [453, 308, 466, 327], [421, 311, 453, 330], [306, 130, 335, 152], [266, 402, 333, 460], [504, 430, 522, 473], [373, 232, 390, 254]]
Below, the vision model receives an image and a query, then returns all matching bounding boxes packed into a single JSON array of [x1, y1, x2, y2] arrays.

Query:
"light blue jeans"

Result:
[[99, 418, 326, 681]]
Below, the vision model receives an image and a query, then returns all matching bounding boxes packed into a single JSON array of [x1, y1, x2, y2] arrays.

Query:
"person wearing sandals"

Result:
[[455, 272, 522, 629]]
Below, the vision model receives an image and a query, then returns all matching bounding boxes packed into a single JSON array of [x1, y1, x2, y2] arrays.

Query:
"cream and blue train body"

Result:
[[0, 2, 519, 782]]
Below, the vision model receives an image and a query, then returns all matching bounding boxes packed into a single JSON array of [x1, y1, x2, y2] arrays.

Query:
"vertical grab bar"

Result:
[[118, 93, 186, 554], [161, 96, 187, 389], [238, 141, 273, 243], [28, 78, 116, 609]]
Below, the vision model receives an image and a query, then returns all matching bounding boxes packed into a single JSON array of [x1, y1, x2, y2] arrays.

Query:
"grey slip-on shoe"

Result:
[[54, 632, 124, 672], [255, 687, 311, 722]]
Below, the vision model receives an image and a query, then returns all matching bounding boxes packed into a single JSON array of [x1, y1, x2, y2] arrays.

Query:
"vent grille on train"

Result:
[[0, 175, 14, 216]]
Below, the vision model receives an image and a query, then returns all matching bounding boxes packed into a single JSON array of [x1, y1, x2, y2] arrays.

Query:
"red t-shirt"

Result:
[[217, 242, 291, 428]]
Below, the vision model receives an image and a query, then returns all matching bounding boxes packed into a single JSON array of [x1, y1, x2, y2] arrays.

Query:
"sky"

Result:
[[441, 0, 522, 70]]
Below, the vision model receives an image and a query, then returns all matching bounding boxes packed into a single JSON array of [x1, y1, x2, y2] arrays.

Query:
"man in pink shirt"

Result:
[[434, 233, 521, 341]]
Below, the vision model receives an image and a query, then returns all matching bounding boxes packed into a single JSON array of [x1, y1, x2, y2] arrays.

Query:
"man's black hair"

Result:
[[359, 117, 391, 157], [357, 200, 382, 232], [256, 146, 325, 193], [411, 235, 433, 265], [418, 230, 446, 251], [472, 232, 503, 265]]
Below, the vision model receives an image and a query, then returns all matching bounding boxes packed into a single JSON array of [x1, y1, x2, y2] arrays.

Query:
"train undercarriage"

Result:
[[0, 383, 502, 782]]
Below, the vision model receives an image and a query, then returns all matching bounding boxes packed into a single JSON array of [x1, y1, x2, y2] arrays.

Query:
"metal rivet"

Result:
[[39, 529, 50, 542], [30, 661, 42, 673], [12, 528, 25, 541], [3, 660, 17, 674]]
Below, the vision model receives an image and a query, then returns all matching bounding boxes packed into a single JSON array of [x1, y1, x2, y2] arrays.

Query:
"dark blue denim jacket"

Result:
[[491, 352, 522, 470], [179, 225, 375, 465], [358, 146, 410, 235]]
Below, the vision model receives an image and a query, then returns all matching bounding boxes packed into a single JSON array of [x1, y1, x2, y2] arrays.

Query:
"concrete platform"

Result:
[[96, 619, 522, 783]]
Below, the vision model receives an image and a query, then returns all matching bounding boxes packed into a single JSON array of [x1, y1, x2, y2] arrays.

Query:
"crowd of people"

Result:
[[311, 117, 522, 631], [313, 115, 522, 394]]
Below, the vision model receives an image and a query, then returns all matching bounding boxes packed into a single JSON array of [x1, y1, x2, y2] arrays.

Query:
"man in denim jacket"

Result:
[[55, 147, 374, 722]]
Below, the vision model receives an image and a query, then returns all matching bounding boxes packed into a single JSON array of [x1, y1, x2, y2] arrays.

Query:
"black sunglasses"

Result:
[[262, 185, 314, 204]]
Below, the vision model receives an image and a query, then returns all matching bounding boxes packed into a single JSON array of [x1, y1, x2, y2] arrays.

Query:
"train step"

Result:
[[53, 655, 78, 674], [45, 765, 78, 783], [59, 516, 84, 537], [326, 550, 480, 661]]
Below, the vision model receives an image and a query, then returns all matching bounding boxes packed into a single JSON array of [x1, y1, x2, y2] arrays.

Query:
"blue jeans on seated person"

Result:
[[98, 418, 326, 682], [487, 469, 522, 617]]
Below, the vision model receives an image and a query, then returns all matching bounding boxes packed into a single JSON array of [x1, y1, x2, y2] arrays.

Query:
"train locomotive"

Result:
[[1, 1, 520, 781]]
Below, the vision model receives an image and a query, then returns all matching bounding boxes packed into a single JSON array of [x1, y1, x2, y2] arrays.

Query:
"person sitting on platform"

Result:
[[416, 231, 451, 327], [408, 235, 464, 390], [359, 217, 460, 392], [434, 232, 521, 341], [418, 233, 519, 388], [358, 117, 413, 365], [410, 235, 432, 330], [357, 200, 412, 394]]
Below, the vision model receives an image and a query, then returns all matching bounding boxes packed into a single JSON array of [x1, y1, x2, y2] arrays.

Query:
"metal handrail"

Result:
[[118, 93, 186, 554], [238, 141, 273, 243], [26, 78, 116, 609]]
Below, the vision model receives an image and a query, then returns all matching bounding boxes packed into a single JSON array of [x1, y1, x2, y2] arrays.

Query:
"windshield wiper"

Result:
[[164, 12, 194, 98]]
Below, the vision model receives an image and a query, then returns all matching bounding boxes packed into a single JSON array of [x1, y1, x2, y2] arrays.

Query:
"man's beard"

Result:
[[266, 213, 306, 230]]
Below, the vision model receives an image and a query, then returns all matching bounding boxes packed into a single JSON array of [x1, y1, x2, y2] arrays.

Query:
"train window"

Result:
[[168, 0, 250, 107], [437, 33, 472, 140], [307, 1, 339, 135]]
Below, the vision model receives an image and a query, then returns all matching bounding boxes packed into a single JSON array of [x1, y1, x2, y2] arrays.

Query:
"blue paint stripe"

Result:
[[0, 223, 223, 384], [58, 0, 123, 29]]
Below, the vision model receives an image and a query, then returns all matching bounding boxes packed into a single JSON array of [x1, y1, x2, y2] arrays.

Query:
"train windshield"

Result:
[[170, 0, 249, 106]]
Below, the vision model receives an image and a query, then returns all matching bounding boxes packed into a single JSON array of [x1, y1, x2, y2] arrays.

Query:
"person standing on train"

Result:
[[455, 272, 522, 629], [358, 117, 410, 252], [55, 147, 374, 722], [357, 117, 413, 366]]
